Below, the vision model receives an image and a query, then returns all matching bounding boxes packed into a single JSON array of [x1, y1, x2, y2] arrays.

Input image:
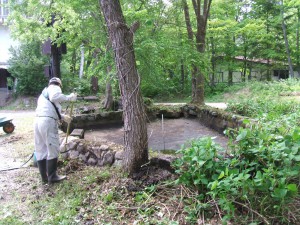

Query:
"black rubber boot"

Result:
[[37, 159, 48, 184], [47, 158, 66, 184]]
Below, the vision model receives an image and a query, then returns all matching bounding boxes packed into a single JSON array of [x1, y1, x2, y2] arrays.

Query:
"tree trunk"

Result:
[[50, 43, 61, 78], [297, 7, 300, 75], [267, 59, 271, 81], [100, 0, 148, 175], [180, 59, 185, 93], [281, 1, 294, 78], [103, 81, 113, 110], [182, 0, 197, 101], [210, 37, 215, 86], [103, 66, 113, 110], [189, 0, 212, 104], [71, 49, 77, 75], [242, 59, 247, 82], [79, 44, 84, 79], [228, 69, 233, 86]]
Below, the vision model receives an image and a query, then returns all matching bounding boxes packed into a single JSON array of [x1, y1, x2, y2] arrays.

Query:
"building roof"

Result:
[[0, 63, 9, 69], [234, 56, 288, 66]]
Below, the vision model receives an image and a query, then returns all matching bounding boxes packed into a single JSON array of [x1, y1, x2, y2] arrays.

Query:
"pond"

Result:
[[84, 118, 229, 152]]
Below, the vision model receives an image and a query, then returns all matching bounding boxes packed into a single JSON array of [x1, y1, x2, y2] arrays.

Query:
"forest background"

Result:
[[1, 0, 300, 224], [6, 0, 300, 102]]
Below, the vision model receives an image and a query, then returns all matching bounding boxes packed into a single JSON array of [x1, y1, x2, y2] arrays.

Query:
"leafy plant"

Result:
[[173, 137, 227, 193], [173, 124, 300, 223], [8, 41, 48, 95]]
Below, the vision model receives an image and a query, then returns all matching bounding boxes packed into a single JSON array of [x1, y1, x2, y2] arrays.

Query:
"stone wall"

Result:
[[61, 111, 123, 133], [60, 137, 124, 167], [181, 104, 245, 133], [62, 103, 245, 134]]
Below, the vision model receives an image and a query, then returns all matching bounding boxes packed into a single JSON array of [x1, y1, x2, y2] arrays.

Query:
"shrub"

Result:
[[8, 41, 48, 95], [173, 124, 300, 224]]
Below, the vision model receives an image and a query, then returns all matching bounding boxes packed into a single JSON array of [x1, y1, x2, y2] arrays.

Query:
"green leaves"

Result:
[[8, 41, 48, 95], [173, 111, 300, 223], [173, 137, 226, 191]]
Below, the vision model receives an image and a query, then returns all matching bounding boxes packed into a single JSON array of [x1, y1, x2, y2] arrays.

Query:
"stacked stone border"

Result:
[[60, 104, 246, 167]]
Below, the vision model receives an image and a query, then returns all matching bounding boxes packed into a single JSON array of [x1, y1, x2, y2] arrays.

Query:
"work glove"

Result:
[[67, 93, 77, 102], [62, 115, 72, 124]]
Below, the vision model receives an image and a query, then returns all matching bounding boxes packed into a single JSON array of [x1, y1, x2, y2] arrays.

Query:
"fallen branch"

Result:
[[233, 200, 270, 225]]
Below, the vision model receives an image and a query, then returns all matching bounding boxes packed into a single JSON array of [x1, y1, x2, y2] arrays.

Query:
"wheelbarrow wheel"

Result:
[[3, 122, 15, 134]]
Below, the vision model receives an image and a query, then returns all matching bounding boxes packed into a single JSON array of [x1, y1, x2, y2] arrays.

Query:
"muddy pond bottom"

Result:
[[84, 118, 228, 151]]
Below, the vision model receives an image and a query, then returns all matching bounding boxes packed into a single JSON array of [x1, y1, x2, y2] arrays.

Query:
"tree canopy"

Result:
[[6, 0, 300, 98]]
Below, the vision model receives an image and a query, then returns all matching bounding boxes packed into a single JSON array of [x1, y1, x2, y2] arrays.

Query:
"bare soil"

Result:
[[85, 118, 228, 151]]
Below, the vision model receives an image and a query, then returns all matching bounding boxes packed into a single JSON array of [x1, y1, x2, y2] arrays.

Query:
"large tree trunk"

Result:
[[100, 0, 148, 175], [50, 43, 61, 78]]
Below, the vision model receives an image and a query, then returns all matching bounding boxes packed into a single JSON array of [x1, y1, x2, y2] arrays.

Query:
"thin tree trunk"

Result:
[[182, 0, 197, 101], [267, 59, 271, 81], [190, 0, 212, 104], [79, 44, 84, 79], [71, 49, 77, 75], [180, 59, 185, 93], [242, 59, 247, 82], [210, 37, 215, 86], [100, 0, 148, 175], [281, 1, 294, 78], [228, 69, 233, 86], [297, 7, 300, 76], [103, 66, 113, 110]]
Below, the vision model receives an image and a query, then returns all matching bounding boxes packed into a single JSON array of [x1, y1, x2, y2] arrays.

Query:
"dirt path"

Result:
[[0, 110, 36, 170]]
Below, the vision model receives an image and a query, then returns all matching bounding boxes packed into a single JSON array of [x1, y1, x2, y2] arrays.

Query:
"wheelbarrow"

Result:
[[0, 117, 15, 134]]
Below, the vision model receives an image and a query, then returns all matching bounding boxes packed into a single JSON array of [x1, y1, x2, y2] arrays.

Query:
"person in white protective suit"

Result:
[[35, 77, 77, 184]]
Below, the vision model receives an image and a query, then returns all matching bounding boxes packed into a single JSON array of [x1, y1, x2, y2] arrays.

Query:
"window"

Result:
[[0, 0, 9, 18]]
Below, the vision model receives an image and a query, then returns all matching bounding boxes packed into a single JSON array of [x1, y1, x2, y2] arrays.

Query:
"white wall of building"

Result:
[[0, 26, 18, 67], [0, 0, 18, 68]]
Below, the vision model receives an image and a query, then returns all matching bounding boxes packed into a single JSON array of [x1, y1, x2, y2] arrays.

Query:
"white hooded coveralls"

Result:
[[34, 84, 71, 161]]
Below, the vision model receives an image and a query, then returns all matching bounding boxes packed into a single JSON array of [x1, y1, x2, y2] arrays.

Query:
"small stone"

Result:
[[69, 150, 79, 159], [100, 145, 109, 151], [113, 159, 123, 167], [98, 160, 104, 167], [92, 146, 102, 158], [189, 109, 197, 116], [211, 111, 217, 116], [79, 154, 87, 162], [88, 157, 97, 166], [115, 151, 124, 160], [61, 152, 69, 160], [77, 143, 85, 153], [103, 152, 115, 166], [67, 141, 78, 150]]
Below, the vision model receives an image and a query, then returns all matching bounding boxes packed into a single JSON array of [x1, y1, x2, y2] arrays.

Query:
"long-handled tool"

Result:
[[62, 89, 77, 153], [65, 101, 74, 145]]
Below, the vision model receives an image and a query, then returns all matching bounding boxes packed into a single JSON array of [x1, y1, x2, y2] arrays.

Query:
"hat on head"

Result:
[[49, 77, 62, 87]]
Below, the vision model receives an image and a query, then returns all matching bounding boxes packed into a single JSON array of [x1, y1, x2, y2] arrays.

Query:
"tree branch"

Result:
[[130, 21, 140, 34]]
